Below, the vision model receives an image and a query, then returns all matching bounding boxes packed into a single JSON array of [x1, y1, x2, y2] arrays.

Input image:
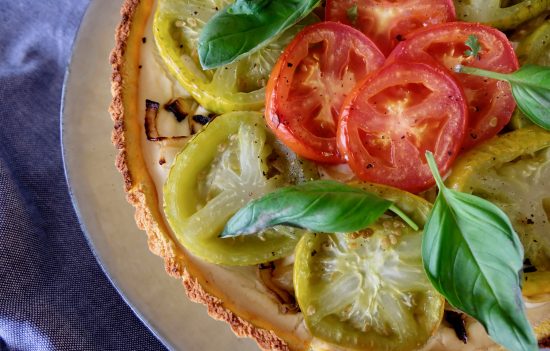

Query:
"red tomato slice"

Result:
[[265, 22, 385, 164], [388, 22, 519, 149], [326, 0, 455, 56], [337, 62, 467, 193]]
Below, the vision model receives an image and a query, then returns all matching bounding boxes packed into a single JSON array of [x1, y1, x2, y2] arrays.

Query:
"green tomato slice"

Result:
[[515, 15, 550, 65], [153, 0, 316, 114], [454, 0, 550, 30], [448, 127, 550, 281], [163, 111, 317, 266], [294, 184, 444, 351]]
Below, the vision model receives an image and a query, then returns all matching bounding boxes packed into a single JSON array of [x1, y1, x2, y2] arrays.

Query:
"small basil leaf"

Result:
[[346, 3, 358, 24], [199, 0, 320, 69], [456, 64, 550, 130], [509, 65, 550, 130], [464, 34, 481, 59], [221, 180, 392, 237], [423, 152, 537, 351]]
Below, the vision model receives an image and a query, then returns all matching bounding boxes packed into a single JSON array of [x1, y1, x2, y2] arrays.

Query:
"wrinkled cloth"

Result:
[[0, 1, 166, 350]]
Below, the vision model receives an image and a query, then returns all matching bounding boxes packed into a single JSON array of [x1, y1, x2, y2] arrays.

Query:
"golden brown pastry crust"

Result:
[[109, 1, 289, 350]]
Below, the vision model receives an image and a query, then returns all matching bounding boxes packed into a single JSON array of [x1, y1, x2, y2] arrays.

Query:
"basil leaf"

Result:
[[198, 0, 320, 69], [346, 3, 358, 24], [221, 180, 418, 237], [456, 64, 550, 130], [509, 65, 550, 129], [464, 34, 481, 59], [422, 152, 537, 351]]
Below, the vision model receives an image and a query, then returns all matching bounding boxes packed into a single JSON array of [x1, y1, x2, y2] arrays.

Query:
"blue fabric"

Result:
[[0, 1, 166, 350]]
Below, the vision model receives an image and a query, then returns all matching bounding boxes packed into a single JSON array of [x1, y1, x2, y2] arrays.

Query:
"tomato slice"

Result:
[[514, 14, 550, 66], [294, 183, 444, 351], [455, 0, 550, 31], [163, 112, 318, 266], [447, 126, 550, 300], [388, 22, 519, 149], [447, 126, 550, 271], [154, 0, 318, 114], [325, 0, 455, 56], [265, 22, 385, 164], [337, 62, 467, 193]]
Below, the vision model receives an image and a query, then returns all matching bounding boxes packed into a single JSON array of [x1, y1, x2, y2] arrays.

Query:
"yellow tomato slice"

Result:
[[455, 0, 550, 30], [448, 127, 550, 299], [153, 0, 316, 113], [515, 16, 550, 65], [163, 111, 318, 265], [294, 183, 444, 351]]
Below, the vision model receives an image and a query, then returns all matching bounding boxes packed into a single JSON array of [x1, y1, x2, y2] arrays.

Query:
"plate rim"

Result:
[[59, 1, 174, 349]]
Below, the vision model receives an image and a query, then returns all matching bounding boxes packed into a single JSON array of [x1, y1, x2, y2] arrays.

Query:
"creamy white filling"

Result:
[[137, 3, 549, 349]]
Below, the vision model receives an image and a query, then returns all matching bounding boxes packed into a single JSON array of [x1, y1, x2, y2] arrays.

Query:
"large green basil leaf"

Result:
[[198, 0, 319, 69], [422, 152, 537, 351], [221, 180, 407, 237]]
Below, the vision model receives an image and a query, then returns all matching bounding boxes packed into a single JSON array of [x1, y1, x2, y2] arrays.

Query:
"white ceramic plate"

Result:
[[61, 1, 259, 350]]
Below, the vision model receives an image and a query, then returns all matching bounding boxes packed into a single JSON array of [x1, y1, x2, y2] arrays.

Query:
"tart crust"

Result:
[[109, 1, 291, 350], [108, 0, 550, 350]]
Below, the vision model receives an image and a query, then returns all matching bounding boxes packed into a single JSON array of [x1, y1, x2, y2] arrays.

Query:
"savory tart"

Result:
[[110, 0, 550, 350]]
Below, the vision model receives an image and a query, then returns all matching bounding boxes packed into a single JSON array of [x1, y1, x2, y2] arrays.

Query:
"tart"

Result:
[[109, 0, 550, 350]]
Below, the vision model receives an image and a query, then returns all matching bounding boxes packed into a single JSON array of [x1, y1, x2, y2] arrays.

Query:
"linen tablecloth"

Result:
[[0, 1, 166, 349]]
